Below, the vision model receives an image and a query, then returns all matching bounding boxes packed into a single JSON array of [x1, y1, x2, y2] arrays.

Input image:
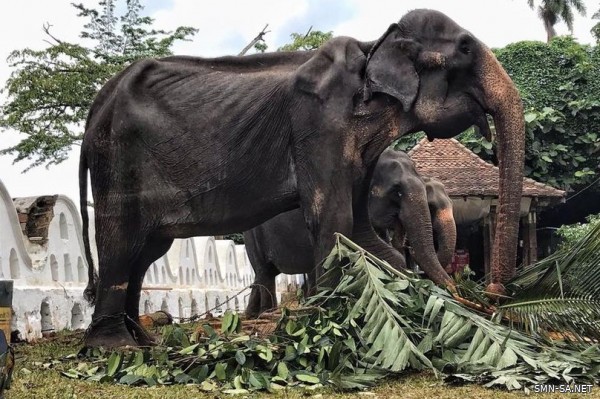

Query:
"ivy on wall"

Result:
[[495, 37, 600, 191]]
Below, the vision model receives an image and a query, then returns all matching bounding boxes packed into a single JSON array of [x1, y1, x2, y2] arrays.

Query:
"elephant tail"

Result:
[[80, 149, 97, 304]]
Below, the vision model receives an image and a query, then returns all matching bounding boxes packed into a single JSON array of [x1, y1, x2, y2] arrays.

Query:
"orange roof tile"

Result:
[[408, 138, 565, 199]]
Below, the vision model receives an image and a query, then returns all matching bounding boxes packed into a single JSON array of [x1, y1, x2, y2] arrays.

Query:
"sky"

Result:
[[0, 0, 598, 205]]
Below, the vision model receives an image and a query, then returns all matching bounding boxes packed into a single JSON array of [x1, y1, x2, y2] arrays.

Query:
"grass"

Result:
[[7, 329, 599, 399]]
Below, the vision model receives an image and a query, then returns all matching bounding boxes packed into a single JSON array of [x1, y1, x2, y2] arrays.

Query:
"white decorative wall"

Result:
[[0, 179, 304, 341]]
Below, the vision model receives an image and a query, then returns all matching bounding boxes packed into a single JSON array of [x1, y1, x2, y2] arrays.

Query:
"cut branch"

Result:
[[238, 24, 270, 56]]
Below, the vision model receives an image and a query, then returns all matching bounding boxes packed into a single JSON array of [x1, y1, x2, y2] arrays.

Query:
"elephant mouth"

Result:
[[422, 95, 492, 142]]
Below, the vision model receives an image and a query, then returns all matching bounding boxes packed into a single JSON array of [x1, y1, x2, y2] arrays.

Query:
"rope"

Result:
[[565, 176, 600, 202]]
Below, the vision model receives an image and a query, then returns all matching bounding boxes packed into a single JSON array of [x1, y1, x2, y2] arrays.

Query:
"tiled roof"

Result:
[[408, 138, 566, 199]]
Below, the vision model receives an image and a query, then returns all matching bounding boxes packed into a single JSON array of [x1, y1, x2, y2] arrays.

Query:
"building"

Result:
[[409, 138, 566, 280]]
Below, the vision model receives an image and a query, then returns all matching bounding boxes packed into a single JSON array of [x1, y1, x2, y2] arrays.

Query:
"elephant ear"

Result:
[[294, 37, 367, 102], [364, 24, 421, 112]]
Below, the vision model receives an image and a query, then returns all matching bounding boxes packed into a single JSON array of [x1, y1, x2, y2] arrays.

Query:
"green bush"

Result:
[[556, 212, 600, 250]]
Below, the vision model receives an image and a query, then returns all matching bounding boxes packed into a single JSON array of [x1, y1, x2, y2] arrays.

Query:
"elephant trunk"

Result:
[[352, 164, 407, 270], [352, 217, 407, 270], [478, 47, 525, 295], [399, 184, 453, 287], [432, 207, 457, 270]]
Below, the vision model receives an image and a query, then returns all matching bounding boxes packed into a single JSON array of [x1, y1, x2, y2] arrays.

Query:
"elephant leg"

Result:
[[303, 270, 317, 297], [125, 237, 174, 346], [296, 145, 354, 285], [246, 267, 278, 318], [301, 191, 353, 284], [84, 217, 145, 348]]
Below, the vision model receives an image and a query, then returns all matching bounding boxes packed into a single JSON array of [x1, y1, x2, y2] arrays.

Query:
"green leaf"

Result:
[[179, 343, 199, 355], [222, 311, 234, 334], [295, 372, 320, 384], [235, 350, 246, 366], [277, 362, 289, 379], [61, 370, 80, 379], [119, 374, 142, 385], [496, 347, 519, 370], [524, 112, 537, 123], [248, 372, 268, 389], [283, 345, 296, 361], [285, 320, 296, 335], [106, 352, 121, 377], [215, 363, 227, 381]]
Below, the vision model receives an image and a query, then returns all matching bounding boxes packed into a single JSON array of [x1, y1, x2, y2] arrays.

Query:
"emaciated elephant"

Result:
[[244, 148, 457, 317], [80, 9, 524, 347]]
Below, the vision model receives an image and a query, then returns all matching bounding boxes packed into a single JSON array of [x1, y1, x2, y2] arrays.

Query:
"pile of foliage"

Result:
[[65, 228, 600, 393]]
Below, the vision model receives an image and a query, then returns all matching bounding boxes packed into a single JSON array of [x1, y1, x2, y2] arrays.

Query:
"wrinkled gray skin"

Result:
[[244, 149, 457, 317], [423, 177, 457, 270], [80, 9, 524, 347]]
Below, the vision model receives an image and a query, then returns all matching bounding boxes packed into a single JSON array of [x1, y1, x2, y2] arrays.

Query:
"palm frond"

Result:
[[316, 234, 600, 388], [500, 221, 600, 343], [314, 237, 434, 373]]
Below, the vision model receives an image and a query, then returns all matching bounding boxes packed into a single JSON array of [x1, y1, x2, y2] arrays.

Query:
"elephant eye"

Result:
[[459, 43, 471, 55], [457, 34, 473, 55]]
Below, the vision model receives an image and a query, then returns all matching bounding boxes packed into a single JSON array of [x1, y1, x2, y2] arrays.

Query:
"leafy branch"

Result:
[[0, 0, 197, 170]]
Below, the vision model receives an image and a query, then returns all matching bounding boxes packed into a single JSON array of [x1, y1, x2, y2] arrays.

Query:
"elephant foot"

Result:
[[83, 314, 138, 348], [245, 284, 276, 318], [126, 316, 157, 347]]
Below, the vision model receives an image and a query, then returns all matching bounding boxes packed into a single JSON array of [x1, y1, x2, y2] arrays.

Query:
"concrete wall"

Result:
[[0, 179, 304, 341]]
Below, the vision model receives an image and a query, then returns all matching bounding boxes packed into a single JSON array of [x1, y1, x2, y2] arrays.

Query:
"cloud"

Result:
[[272, 0, 357, 47], [151, 0, 309, 56]]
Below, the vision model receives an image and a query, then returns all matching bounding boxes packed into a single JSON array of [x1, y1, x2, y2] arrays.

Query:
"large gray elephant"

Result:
[[244, 149, 457, 317], [80, 9, 524, 347]]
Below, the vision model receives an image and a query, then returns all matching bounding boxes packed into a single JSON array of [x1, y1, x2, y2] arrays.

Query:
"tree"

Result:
[[592, 5, 600, 43], [278, 27, 332, 51], [527, 0, 586, 42], [556, 212, 600, 249], [0, 0, 196, 170]]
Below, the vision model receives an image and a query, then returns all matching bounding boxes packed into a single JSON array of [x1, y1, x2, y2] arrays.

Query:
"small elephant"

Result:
[[390, 176, 457, 273], [244, 149, 457, 317], [80, 9, 525, 347]]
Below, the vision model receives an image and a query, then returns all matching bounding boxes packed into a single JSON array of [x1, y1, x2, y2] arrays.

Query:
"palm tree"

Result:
[[592, 6, 600, 42], [527, 0, 587, 42]]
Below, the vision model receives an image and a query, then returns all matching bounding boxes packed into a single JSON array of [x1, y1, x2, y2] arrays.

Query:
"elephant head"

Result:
[[365, 10, 525, 294], [369, 149, 452, 286]]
